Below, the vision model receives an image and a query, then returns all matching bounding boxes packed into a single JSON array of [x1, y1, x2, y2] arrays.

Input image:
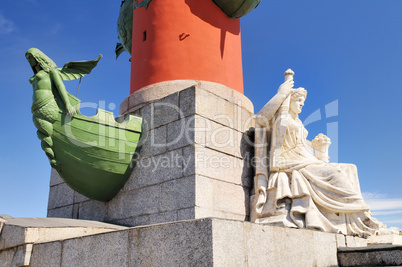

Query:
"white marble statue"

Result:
[[250, 69, 394, 237]]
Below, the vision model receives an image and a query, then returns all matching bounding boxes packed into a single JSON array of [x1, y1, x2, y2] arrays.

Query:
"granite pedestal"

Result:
[[47, 82, 255, 227]]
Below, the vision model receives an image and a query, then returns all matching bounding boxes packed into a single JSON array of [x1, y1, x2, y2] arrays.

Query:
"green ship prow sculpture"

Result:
[[26, 48, 142, 202]]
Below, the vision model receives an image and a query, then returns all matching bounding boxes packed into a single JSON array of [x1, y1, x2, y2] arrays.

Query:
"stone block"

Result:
[[148, 93, 180, 129], [195, 175, 249, 217], [107, 185, 160, 221], [338, 245, 402, 267], [345, 235, 356, 247], [159, 176, 196, 212], [177, 208, 195, 221], [72, 204, 79, 219], [205, 119, 243, 156], [368, 234, 402, 246], [183, 145, 249, 187], [336, 234, 347, 247], [195, 88, 235, 127], [5, 218, 351, 267], [47, 205, 73, 218], [78, 200, 107, 221], [354, 236, 368, 247], [49, 168, 64, 186], [194, 206, 247, 221], [236, 104, 255, 133], [129, 219, 213, 266], [0, 225, 26, 249], [110, 210, 180, 227], [9, 244, 30, 267], [73, 191, 89, 203], [0, 246, 16, 267], [211, 219, 246, 266], [47, 183, 74, 210], [121, 80, 254, 116], [245, 222, 338, 267], [166, 115, 207, 150], [140, 124, 167, 157], [123, 149, 185, 191], [0, 217, 126, 249], [31, 242, 61, 267], [61, 230, 129, 266], [179, 86, 196, 117], [148, 211, 179, 225]]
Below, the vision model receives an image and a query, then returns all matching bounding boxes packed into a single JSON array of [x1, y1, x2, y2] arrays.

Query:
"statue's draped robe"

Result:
[[263, 116, 385, 237]]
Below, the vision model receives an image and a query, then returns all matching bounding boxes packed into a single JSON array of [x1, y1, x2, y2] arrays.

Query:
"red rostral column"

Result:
[[130, 0, 244, 94]]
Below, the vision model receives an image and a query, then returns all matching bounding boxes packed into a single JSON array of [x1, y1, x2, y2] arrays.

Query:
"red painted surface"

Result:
[[130, 0, 244, 94]]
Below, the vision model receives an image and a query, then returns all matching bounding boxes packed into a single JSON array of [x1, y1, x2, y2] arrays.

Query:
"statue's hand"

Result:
[[312, 133, 331, 147], [277, 79, 294, 96], [66, 104, 76, 117]]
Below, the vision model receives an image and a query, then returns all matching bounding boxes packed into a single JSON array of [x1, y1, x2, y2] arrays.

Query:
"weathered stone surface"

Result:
[[368, 234, 402, 246], [78, 200, 107, 221], [62, 230, 129, 267], [9, 244, 30, 267], [120, 80, 254, 115], [30, 242, 61, 266], [338, 245, 402, 267], [48, 183, 74, 210], [177, 207, 195, 221], [159, 176, 196, 212], [123, 149, 185, 191], [212, 219, 246, 266], [107, 185, 160, 220], [336, 234, 347, 247], [0, 217, 127, 266], [129, 219, 214, 266], [205, 119, 244, 156], [195, 175, 249, 217], [0, 224, 26, 249], [140, 124, 167, 157], [49, 168, 64, 186], [74, 191, 89, 203], [0, 217, 126, 250], [244, 222, 338, 267], [47, 205, 73, 218], [147, 93, 180, 129], [345, 235, 367, 247], [166, 115, 206, 150], [179, 85, 196, 117], [183, 145, 248, 187], [6, 218, 376, 266], [195, 206, 247, 221], [0, 245, 16, 267]]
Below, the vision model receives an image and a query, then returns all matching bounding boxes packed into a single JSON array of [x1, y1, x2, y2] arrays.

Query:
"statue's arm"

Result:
[[50, 69, 76, 116], [256, 80, 293, 126]]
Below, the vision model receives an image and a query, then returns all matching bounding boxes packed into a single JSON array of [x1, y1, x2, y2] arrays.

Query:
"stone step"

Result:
[[338, 245, 402, 266]]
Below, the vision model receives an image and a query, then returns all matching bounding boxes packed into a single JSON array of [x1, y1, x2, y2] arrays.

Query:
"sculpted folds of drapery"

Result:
[[251, 69, 395, 237]]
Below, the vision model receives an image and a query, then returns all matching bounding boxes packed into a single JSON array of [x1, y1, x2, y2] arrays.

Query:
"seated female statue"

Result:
[[251, 71, 394, 237]]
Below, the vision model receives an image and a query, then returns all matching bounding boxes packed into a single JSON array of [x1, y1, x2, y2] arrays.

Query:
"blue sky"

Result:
[[1, 1, 401, 229]]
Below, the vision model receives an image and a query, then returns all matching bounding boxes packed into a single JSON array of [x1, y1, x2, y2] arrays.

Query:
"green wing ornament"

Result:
[[57, 54, 102, 81], [26, 48, 142, 202]]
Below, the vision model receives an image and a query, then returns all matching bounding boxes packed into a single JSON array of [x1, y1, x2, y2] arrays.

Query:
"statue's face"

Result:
[[26, 54, 35, 65], [290, 96, 305, 114], [26, 54, 38, 70]]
